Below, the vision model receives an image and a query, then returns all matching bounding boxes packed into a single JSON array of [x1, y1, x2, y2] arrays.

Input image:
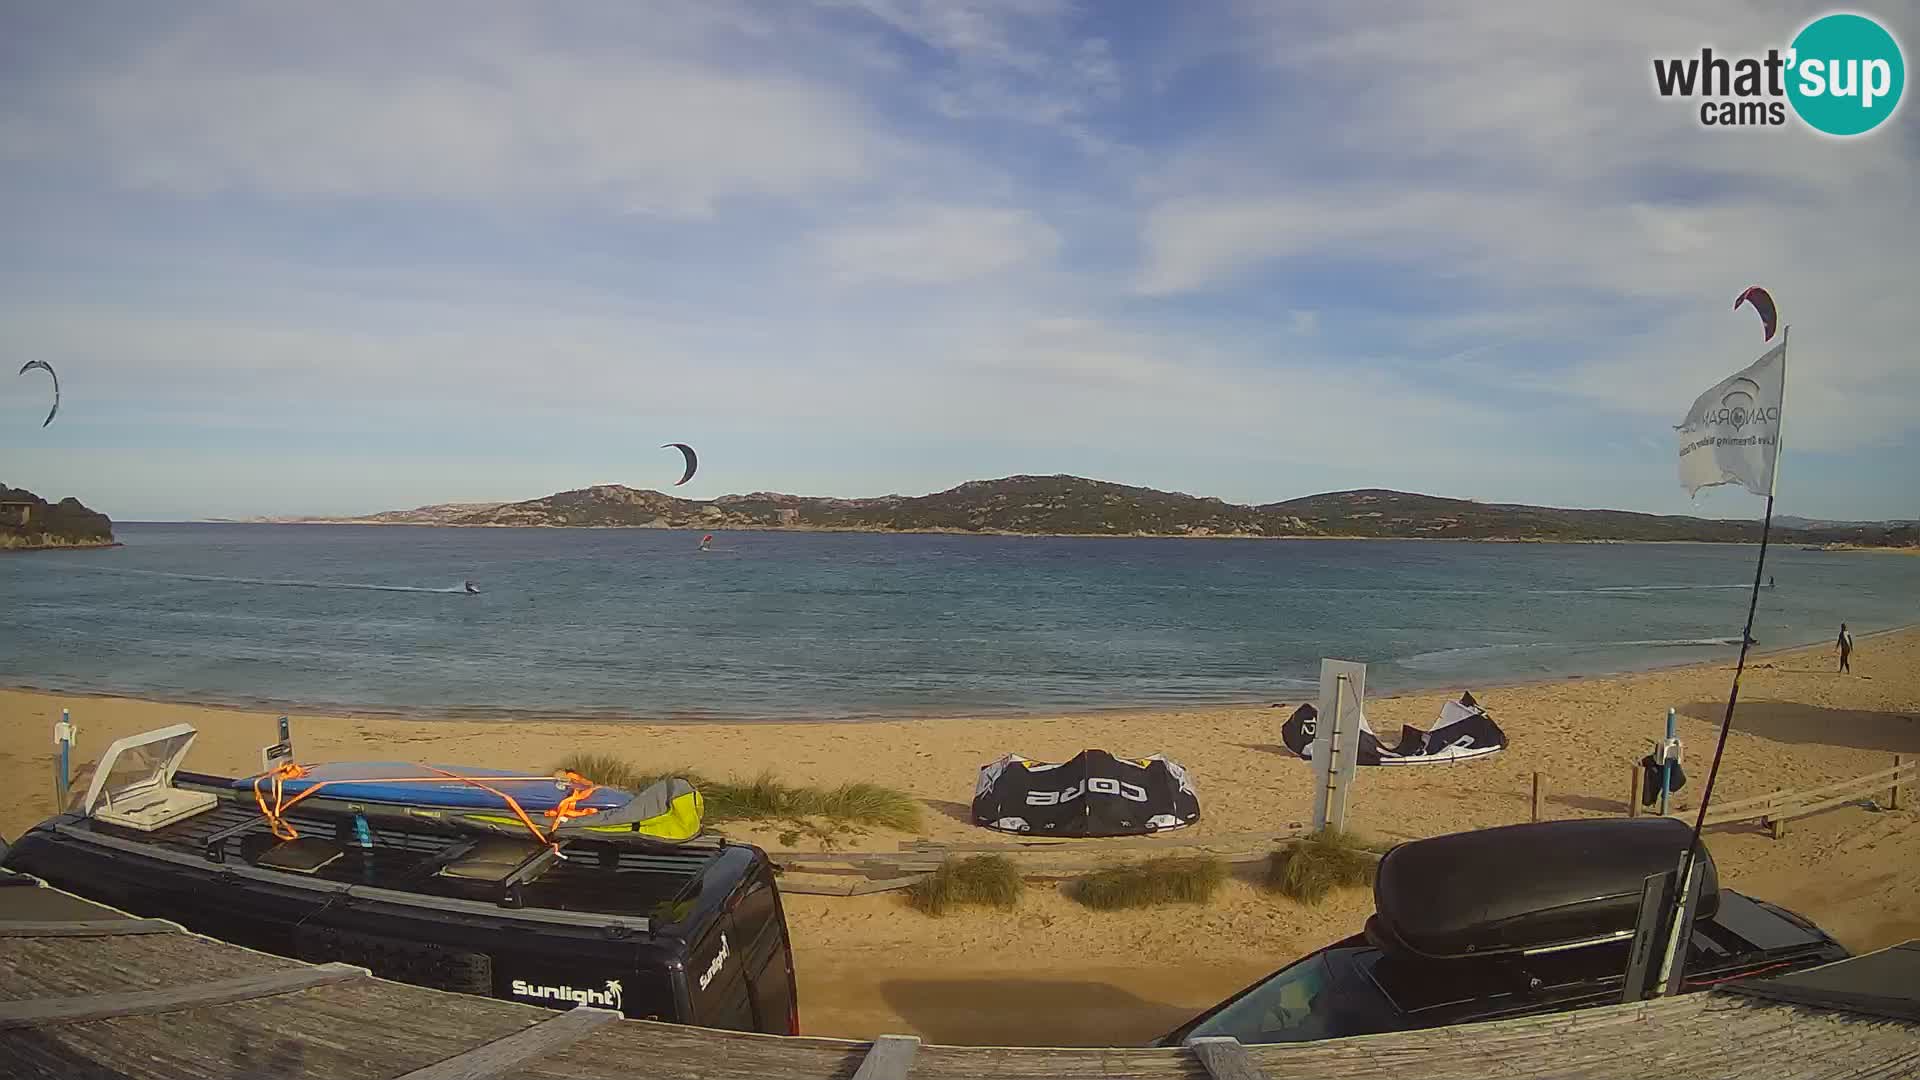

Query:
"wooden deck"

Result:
[[0, 873, 1915, 1079]]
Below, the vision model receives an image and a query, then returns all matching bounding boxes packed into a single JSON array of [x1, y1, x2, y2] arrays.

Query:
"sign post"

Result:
[[261, 716, 294, 773], [1311, 659, 1366, 834]]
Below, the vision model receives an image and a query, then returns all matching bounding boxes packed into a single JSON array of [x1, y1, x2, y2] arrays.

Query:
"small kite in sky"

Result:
[[17, 360, 58, 427], [1734, 286, 1778, 342], [662, 443, 697, 486]]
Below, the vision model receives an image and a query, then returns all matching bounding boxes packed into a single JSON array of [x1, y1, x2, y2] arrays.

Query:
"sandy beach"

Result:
[[3, 628, 1916, 1046]]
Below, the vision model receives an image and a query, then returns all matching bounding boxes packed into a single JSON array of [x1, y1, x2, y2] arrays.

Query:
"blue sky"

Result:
[[1, 1, 1915, 521]]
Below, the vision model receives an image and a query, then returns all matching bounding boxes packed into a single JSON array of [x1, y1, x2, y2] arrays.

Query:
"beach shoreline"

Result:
[[5, 622, 1905, 728], [2, 629, 1915, 1045]]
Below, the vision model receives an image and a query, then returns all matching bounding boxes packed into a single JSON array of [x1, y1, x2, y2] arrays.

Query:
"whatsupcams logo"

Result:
[[1653, 12, 1905, 134]]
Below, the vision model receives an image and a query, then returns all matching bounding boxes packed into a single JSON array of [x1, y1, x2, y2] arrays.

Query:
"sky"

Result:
[[1, 1, 1916, 522]]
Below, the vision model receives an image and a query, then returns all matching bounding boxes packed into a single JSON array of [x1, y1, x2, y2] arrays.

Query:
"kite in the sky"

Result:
[[662, 443, 698, 486], [17, 361, 59, 427], [1734, 286, 1778, 342]]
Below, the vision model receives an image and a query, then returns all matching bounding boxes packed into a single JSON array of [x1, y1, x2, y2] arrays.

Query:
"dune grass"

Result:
[[906, 855, 1024, 916], [1067, 856, 1228, 911], [1263, 829, 1387, 905], [557, 753, 923, 832]]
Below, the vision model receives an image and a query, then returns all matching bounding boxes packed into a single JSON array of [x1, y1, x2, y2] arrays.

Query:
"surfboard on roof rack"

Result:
[[233, 760, 706, 844]]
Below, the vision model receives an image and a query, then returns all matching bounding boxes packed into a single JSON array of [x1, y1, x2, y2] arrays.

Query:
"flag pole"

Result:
[[1653, 326, 1788, 994]]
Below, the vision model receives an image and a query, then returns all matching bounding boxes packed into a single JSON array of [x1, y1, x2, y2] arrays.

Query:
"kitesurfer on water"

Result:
[[464, 580, 480, 595], [699, 535, 713, 552]]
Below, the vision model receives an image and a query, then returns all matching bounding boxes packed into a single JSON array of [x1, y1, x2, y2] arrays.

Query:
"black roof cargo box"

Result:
[[1371, 818, 1718, 960]]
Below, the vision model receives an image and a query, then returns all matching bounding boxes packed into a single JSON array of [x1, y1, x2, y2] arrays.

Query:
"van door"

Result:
[[685, 915, 755, 1031], [729, 876, 799, 1034]]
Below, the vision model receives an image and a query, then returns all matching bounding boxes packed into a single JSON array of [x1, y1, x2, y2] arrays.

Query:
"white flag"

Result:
[[1675, 340, 1786, 498]]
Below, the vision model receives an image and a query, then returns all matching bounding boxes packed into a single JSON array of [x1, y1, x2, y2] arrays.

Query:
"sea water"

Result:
[[3, 523, 1914, 721]]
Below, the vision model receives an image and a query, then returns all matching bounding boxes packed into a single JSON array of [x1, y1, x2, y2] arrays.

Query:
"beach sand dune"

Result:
[[1, 629, 1914, 1045]]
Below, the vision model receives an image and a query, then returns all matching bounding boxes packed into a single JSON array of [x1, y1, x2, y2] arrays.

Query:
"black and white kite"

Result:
[[1281, 691, 1507, 766], [661, 442, 697, 486], [971, 749, 1201, 836], [18, 360, 58, 427]]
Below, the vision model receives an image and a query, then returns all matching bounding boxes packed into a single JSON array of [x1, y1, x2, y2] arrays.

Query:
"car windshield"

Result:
[[1184, 951, 1396, 1045]]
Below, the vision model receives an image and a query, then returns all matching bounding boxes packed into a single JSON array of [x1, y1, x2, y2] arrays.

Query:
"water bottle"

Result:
[[352, 813, 372, 849]]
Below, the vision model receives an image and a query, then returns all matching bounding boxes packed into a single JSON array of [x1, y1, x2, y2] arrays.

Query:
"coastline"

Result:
[[0, 539, 121, 553], [7, 623, 1906, 727], [2, 629, 1915, 1044], [164, 517, 1907, 548]]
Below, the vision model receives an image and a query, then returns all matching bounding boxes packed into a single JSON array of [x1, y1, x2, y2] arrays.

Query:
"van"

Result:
[[1, 773, 800, 1034]]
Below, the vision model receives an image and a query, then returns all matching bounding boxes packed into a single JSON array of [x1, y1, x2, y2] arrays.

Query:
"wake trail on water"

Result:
[[1399, 637, 1743, 666], [54, 565, 470, 594]]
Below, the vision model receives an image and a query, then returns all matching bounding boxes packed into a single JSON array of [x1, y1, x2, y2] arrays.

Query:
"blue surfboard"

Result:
[[237, 762, 631, 813]]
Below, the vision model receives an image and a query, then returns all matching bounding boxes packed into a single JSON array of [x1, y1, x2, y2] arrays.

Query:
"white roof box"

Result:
[[81, 723, 217, 832]]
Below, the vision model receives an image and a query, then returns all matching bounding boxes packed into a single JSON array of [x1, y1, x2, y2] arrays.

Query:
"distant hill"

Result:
[[1776, 514, 1919, 530], [0, 485, 116, 550], [280, 475, 1918, 547]]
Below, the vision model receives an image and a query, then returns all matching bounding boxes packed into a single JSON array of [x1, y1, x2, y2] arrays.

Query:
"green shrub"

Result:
[[906, 855, 1024, 916], [1263, 829, 1381, 904], [557, 755, 922, 831], [1068, 856, 1228, 911]]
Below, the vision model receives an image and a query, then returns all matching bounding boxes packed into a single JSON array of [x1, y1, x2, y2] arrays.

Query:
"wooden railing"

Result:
[[1635, 755, 1912, 838]]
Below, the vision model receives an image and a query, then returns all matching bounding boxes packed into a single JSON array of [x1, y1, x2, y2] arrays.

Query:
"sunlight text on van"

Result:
[[698, 933, 730, 991], [510, 979, 623, 1010]]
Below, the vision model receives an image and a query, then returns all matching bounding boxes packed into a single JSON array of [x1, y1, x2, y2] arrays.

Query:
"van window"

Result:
[[733, 881, 797, 1034]]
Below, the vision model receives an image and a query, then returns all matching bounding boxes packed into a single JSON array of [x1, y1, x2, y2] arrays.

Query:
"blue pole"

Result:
[[1660, 707, 1676, 815], [55, 709, 72, 809]]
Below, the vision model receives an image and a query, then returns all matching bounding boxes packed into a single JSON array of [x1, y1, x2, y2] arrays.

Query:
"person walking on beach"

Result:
[[1837, 623, 1854, 673]]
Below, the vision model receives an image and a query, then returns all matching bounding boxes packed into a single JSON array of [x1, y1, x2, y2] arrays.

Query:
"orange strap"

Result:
[[250, 764, 605, 851]]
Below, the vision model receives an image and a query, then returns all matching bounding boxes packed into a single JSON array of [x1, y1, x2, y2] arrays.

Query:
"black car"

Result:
[[1161, 819, 1848, 1046]]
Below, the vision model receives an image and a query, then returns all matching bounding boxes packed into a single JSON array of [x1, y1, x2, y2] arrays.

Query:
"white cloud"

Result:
[[1130, 3, 1920, 457], [824, 0, 1122, 152], [817, 204, 1061, 283], [0, 6, 906, 217]]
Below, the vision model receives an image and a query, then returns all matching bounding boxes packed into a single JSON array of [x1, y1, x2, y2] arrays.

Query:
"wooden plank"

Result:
[[1778, 786, 1902, 824], [900, 827, 1302, 856], [1628, 763, 1641, 818], [1893, 754, 1905, 812], [849, 876, 924, 896], [851, 1034, 920, 1080], [776, 874, 925, 897], [1190, 1036, 1268, 1080], [1532, 772, 1546, 823], [1674, 761, 1919, 827], [0, 919, 179, 938], [392, 1006, 620, 1080], [0, 962, 367, 1029]]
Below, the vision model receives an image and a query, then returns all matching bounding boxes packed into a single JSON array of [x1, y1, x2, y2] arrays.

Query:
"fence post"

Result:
[[1892, 755, 1905, 812], [1628, 763, 1642, 818], [1531, 772, 1546, 823]]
